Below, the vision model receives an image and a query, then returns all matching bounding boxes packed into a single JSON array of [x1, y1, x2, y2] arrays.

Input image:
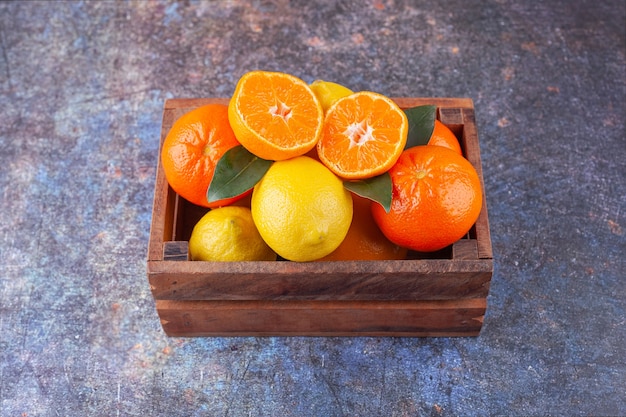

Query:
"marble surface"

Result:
[[1, 1, 624, 415]]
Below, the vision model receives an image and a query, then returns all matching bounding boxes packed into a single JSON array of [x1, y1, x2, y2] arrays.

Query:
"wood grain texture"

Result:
[[148, 258, 492, 300], [458, 107, 493, 259], [156, 298, 487, 337]]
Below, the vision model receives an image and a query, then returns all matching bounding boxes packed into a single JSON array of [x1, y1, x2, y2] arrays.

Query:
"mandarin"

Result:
[[428, 119, 462, 154], [319, 194, 408, 261], [372, 145, 482, 252], [317, 91, 408, 180], [228, 71, 324, 161], [161, 104, 245, 208]]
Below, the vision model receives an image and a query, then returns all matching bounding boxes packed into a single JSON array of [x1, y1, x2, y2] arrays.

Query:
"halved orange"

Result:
[[317, 91, 408, 179], [228, 71, 324, 161]]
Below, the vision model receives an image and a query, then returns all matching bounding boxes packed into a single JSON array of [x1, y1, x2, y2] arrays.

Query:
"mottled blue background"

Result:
[[1, 1, 624, 416]]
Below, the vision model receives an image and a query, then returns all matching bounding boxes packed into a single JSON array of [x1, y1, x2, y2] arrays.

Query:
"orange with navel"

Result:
[[372, 145, 482, 252]]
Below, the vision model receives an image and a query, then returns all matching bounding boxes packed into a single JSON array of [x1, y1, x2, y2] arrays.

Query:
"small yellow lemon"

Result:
[[309, 80, 354, 113], [189, 206, 277, 262], [251, 156, 353, 262]]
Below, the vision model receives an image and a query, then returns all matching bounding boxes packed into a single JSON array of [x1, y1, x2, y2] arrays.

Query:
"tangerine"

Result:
[[317, 91, 408, 180], [161, 103, 245, 208], [372, 145, 482, 252], [319, 194, 408, 261], [228, 71, 324, 161], [428, 120, 462, 154]]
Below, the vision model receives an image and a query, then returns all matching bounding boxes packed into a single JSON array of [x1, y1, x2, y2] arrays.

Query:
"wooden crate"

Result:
[[147, 98, 493, 337]]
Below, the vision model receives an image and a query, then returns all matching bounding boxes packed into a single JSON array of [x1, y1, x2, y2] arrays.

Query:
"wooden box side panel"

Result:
[[148, 258, 492, 301], [457, 108, 492, 260], [147, 114, 171, 261], [156, 298, 486, 337]]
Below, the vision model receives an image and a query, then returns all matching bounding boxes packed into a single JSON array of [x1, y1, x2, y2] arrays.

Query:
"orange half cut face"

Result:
[[228, 71, 324, 161], [317, 91, 408, 180]]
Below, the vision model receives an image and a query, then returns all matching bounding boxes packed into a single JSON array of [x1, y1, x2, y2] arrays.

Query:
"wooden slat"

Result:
[[148, 258, 492, 301], [460, 108, 493, 259], [163, 241, 189, 261], [452, 239, 479, 260], [147, 105, 179, 261], [156, 298, 487, 337], [438, 107, 465, 125], [392, 97, 474, 109], [163, 97, 475, 111]]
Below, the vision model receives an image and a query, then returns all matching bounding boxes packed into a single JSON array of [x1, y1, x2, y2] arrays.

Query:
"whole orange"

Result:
[[161, 104, 245, 208], [319, 194, 408, 261], [372, 145, 482, 252], [428, 120, 462, 154]]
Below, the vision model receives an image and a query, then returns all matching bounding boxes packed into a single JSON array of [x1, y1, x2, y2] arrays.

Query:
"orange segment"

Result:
[[317, 91, 408, 179], [228, 71, 324, 161]]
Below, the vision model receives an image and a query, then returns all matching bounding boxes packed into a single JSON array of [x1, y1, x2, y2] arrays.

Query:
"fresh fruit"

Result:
[[317, 91, 408, 180], [189, 206, 276, 262], [228, 71, 324, 161], [372, 145, 482, 252], [428, 120, 462, 154], [309, 79, 354, 113], [161, 103, 244, 208], [251, 156, 353, 262], [319, 194, 408, 261]]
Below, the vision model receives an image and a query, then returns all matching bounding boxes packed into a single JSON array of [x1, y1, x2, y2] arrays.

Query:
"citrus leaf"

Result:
[[207, 145, 273, 203], [343, 172, 392, 213], [404, 105, 437, 149]]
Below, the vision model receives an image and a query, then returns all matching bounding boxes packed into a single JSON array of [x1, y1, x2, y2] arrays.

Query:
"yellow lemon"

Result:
[[189, 206, 277, 262], [251, 156, 353, 262], [309, 79, 354, 113]]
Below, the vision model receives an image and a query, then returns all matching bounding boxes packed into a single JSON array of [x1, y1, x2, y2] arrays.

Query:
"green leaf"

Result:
[[207, 145, 273, 203], [404, 105, 437, 149], [344, 172, 392, 213]]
